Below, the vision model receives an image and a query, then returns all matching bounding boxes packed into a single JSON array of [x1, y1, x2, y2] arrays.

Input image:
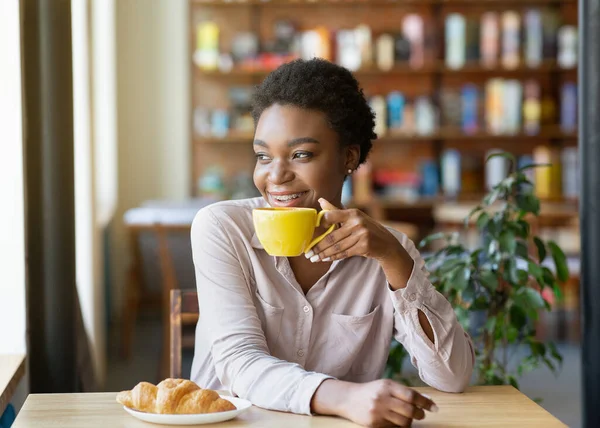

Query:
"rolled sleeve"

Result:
[[386, 228, 475, 393], [292, 373, 335, 415]]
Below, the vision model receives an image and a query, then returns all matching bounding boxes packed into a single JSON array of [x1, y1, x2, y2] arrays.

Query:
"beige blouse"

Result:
[[190, 197, 474, 415]]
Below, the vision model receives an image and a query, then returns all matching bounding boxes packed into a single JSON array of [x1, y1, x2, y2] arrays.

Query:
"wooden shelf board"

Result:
[[195, 64, 437, 78], [194, 62, 576, 79], [435, 129, 577, 141], [442, 61, 576, 75], [356, 195, 579, 210], [195, 129, 578, 145]]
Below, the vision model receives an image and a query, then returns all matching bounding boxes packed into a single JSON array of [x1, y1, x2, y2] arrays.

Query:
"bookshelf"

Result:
[[189, 0, 579, 217]]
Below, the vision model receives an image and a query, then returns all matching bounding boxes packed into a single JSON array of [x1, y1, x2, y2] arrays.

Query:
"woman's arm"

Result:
[[378, 240, 437, 344], [311, 199, 475, 393], [191, 207, 332, 415], [383, 228, 475, 393]]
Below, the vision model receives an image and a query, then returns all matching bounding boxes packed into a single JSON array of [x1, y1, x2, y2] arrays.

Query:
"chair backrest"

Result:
[[169, 289, 199, 379]]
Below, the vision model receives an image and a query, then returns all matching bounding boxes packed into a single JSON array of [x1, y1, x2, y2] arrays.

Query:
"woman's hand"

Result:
[[308, 198, 417, 291], [306, 198, 403, 263], [312, 379, 438, 428]]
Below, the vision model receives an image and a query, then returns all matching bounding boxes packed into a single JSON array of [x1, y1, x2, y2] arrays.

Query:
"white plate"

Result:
[[122, 396, 252, 425]]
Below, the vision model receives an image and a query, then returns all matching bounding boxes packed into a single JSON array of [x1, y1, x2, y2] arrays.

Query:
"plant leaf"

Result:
[[465, 205, 482, 226], [504, 259, 519, 284], [439, 258, 463, 274], [509, 304, 528, 329], [484, 188, 502, 206], [452, 267, 471, 291], [484, 317, 497, 334], [530, 340, 547, 357], [470, 296, 489, 311], [487, 239, 499, 257], [461, 286, 476, 305], [517, 269, 529, 284], [419, 232, 446, 248], [477, 212, 490, 230], [543, 357, 557, 374], [548, 342, 563, 366], [552, 281, 564, 302], [479, 270, 499, 291], [486, 151, 516, 166], [533, 237, 547, 262], [516, 241, 530, 259], [514, 288, 546, 311], [500, 230, 517, 254], [516, 193, 540, 215], [528, 262, 544, 285], [516, 219, 530, 238], [515, 171, 535, 187], [548, 241, 569, 282], [470, 249, 483, 267], [507, 326, 519, 343]]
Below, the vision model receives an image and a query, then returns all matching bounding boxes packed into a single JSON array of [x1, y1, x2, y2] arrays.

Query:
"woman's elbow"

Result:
[[428, 363, 472, 393], [440, 368, 472, 393], [427, 345, 474, 393]]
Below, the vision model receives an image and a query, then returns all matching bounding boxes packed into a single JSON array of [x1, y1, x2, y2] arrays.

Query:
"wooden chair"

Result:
[[121, 221, 195, 380], [170, 289, 199, 379], [121, 224, 163, 359], [120, 199, 215, 362]]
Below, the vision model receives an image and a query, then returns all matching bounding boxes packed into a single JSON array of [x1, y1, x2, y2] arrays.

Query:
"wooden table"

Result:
[[12, 386, 566, 427], [0, 354, 26, 415]]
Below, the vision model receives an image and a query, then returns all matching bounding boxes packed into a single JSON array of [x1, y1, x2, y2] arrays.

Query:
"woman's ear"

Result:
[[345, 145, 361, 171]]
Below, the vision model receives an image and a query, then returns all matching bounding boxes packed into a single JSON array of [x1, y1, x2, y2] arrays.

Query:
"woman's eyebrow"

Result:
[[288, 137, 320, 147], [253, 137, 320, 147], [253, 139, 267, 147]]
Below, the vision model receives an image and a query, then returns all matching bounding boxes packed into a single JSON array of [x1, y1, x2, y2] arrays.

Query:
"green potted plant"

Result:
[[386, 152, 569, 389]]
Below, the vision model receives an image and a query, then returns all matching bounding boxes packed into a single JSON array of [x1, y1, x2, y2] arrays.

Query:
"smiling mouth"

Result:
[[268, 191, 308, 202]]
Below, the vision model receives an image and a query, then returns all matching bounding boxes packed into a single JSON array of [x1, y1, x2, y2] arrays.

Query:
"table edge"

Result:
[[0, 354, 26, 415]]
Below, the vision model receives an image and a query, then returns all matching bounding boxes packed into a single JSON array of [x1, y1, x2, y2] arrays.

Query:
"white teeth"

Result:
[[272, 193, 303, 201]]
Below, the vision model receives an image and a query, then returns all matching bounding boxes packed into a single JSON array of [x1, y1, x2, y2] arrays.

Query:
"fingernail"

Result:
[[430, 404, 439, 413], [305, 250, 314, 259], [310, 255, 320, 263], [322, 257, 331, 262]]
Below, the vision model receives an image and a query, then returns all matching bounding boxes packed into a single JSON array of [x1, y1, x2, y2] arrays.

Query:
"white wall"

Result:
[[0, 0, 28, 411], [0, 0, 27, 356], [73, 0, 119, 387], [111, 0, 190, 315]]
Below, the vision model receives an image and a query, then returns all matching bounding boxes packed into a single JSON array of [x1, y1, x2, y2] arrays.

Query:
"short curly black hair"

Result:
[[251, 58, 376, 165]]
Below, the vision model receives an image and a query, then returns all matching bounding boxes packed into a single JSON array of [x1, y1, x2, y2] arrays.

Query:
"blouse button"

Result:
[[297, 350, 305, 357], [303, 306, 310, 313], [408, 293, 417, 302]]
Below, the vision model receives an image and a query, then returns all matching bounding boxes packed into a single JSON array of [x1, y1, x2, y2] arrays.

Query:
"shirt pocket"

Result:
[[326, 305, 381, 377], [253, 292, 285, 354]]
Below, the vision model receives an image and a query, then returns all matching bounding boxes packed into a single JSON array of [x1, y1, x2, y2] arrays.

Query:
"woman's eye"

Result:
[[293, 152, 312, 160], [254, 153, 271, 162]]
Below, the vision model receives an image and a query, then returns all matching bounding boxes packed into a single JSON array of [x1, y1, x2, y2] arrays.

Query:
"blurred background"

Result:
[[0, 0, 583, 427]]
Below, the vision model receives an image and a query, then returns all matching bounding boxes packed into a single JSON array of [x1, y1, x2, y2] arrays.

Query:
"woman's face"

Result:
[[253, 104, 360, 210]]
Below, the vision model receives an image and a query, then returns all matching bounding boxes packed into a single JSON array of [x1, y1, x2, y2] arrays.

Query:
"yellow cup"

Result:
[[252, 207, 335, 257]]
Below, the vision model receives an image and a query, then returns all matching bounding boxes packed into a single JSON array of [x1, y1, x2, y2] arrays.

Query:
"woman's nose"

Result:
[[267, 160, 293, 184]]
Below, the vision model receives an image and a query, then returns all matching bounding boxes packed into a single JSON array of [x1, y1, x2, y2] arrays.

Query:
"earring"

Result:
[[347, 168, 353, 174]]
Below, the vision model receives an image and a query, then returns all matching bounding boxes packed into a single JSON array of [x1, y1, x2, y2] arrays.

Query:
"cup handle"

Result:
[[304, 210, 336, 254]]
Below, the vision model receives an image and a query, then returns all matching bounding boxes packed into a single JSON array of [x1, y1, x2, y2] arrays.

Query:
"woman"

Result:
[[190, 58, 474, 427]]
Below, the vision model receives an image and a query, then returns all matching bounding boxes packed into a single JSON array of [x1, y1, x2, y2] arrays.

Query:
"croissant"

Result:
[[116, 378, 236, 414]]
